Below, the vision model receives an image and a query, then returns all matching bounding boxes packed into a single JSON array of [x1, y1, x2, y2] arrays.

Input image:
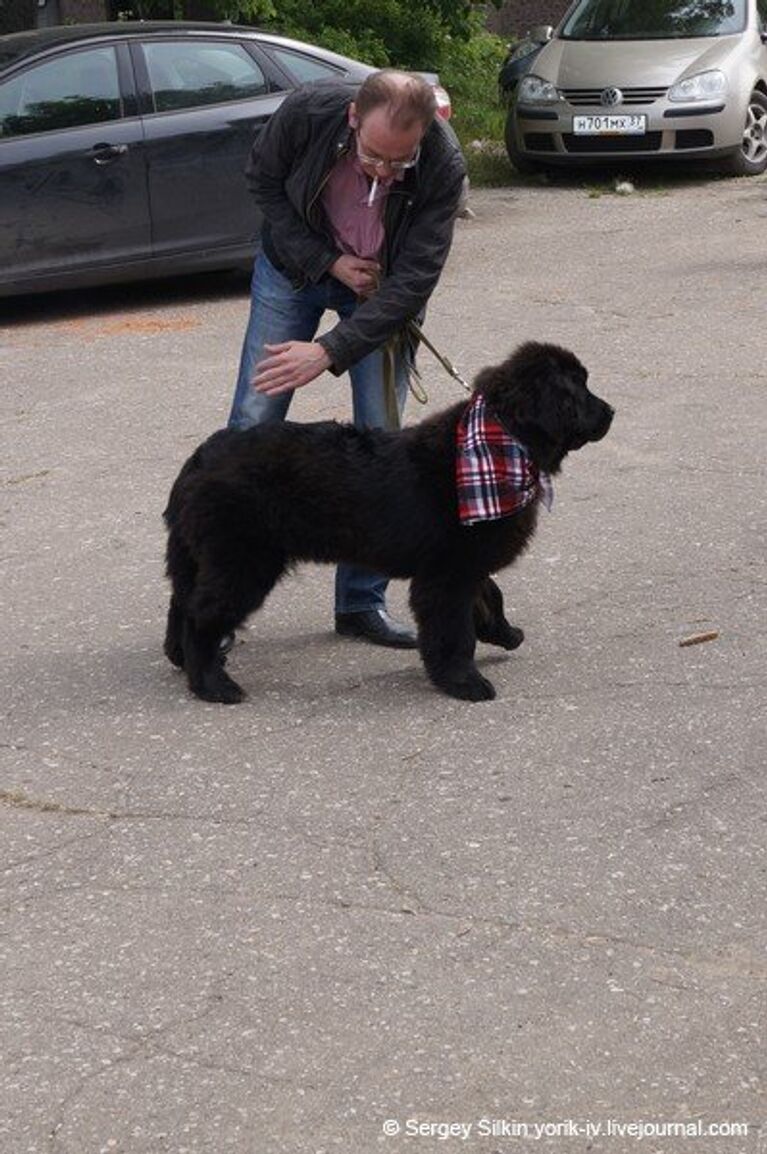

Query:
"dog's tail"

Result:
[[164, 448, 201, 527]]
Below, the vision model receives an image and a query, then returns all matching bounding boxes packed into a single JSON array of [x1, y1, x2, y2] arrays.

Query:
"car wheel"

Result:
[[504, 111, 545, 174], [722, 90, 767, 176]]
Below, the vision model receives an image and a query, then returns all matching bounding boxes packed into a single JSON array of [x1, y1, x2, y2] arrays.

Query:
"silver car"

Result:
[[506, 0, 767, 175]]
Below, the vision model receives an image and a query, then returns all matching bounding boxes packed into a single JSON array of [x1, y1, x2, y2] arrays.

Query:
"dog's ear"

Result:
[[513, 379, 568, 445], [491, 356, 572, 444]]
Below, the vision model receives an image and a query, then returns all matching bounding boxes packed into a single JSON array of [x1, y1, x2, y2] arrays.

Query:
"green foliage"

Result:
[[418, 0, 474, 41], [221, 0, 275, 23], [439, 19, 507, 119], [270, 0, 451, 70], [124, 0, 274, 21], [298, 25, 391, 68], [439, 21, 509, 178]]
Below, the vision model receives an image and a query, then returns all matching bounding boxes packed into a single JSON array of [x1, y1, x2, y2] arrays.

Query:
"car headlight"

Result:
[[668, 69, 727, 103], [518, 74, 561, 105]]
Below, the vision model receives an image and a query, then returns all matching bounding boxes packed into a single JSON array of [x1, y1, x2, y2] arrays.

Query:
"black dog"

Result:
[[164, 342, 613, 704]]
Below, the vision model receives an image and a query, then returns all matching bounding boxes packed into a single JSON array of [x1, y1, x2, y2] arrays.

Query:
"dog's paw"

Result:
[[478, 624, 525, 651], [191, 668, 245, 705], [442, 671, 496, 702], [164, 638, 185, 669], [498, 624, 524, 651]]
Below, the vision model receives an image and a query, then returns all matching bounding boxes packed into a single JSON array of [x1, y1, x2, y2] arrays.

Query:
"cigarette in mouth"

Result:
[[367, 176, 378, 207]]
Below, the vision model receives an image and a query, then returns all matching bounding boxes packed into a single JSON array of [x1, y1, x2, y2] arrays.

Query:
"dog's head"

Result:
[[474, 342, 614, 474]]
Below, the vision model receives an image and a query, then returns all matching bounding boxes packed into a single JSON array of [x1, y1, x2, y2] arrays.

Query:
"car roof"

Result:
[[0, 21, 371, 74]]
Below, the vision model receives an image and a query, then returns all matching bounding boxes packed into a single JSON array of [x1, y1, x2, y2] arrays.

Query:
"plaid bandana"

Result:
[[456, 393, 553, 525]]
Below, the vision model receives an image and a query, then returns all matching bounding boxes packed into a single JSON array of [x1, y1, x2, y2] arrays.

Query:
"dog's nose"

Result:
[[591, 403, 614, 442]]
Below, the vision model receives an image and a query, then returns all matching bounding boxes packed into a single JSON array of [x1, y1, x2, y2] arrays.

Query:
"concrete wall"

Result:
[[1, 0, 106, 32], [60, 0, 109, 20], [1, 0, 37, 34]]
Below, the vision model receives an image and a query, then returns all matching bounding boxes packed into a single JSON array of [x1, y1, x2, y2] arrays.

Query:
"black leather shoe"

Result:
[[219, 631, 235, 656], [335, 609, 418, 649]]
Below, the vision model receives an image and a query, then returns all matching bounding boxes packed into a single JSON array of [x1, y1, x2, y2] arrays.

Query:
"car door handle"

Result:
[[90, 143, 129, 166]]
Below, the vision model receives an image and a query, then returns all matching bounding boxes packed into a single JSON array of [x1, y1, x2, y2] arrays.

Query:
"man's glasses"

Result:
[[356, 135, 421, 173]]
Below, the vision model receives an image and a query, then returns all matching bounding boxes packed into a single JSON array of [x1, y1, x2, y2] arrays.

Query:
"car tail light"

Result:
[[415, 71, 452, 119], [432, 84, 452, 119]]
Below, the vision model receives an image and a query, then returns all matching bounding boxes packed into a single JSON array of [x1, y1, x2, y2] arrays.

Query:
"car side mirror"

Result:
[[529, 25, 554, 44]]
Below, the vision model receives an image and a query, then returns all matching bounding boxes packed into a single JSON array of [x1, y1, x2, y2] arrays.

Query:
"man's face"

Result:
[[349, 104, 424, 181]]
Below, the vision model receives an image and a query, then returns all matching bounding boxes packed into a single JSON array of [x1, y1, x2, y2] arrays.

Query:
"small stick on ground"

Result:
[[679, 630, 720, 648]]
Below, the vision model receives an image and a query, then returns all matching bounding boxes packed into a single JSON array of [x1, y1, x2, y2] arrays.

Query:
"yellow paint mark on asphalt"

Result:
[[4, 469, 51, 486], [50, 313, 201, 341], [101, 316, 201, 336], [0, 788, 117, 818]]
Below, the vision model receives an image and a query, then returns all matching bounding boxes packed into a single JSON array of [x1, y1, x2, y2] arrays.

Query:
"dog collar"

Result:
[[456, 393, 553, 525]]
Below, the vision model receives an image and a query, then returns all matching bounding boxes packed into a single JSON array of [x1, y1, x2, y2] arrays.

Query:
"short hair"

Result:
[[355, 69, 437, 132]]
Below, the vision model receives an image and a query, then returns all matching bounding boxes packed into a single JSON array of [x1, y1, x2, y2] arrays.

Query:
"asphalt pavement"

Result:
[[1, 177, 765, 1154]]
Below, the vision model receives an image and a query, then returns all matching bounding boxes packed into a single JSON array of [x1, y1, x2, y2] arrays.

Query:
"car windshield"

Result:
[[561, 0, 747, 39]]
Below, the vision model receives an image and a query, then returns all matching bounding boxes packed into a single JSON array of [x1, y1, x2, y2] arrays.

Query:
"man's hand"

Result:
[[254, 341, 331, 396], [330, 254, 381, 296]]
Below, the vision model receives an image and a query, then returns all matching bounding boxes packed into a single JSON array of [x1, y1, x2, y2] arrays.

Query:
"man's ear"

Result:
[[348, 103, 358, 130]]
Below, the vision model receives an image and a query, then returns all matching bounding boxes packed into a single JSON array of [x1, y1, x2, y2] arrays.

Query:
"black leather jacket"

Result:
[[246, 79, 467, 375]]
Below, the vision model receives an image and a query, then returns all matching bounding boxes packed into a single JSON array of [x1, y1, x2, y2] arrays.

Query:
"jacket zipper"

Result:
[[308, 139, 349, 225], [291, 139, 348, 289]]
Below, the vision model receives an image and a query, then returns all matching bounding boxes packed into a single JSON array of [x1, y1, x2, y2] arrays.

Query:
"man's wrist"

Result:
[[313, 341, 332, 371], [313, 336, 334, 373]]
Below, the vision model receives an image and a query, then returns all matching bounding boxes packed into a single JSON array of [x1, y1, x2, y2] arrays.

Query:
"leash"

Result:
[[367, 273, 472, 423], [406, 320, 472, 395], [383, 322, 471, 425]]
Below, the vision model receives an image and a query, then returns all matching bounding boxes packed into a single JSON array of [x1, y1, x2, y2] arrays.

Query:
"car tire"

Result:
[[721, 90, 767, 176], [504, 108, 545, 174]]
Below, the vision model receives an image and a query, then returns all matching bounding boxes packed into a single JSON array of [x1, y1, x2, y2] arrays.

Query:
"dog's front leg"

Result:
[[473, 577, 524, 651], [410, 574, 495, 702]]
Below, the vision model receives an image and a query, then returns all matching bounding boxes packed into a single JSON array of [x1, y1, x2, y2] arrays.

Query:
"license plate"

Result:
[[573, 114, 647, 135]]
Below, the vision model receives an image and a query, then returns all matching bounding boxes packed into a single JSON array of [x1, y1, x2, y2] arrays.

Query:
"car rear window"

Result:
[[561, 0, 747, 39], [143, 39, 269, 113], [267, 46, 346, 83]]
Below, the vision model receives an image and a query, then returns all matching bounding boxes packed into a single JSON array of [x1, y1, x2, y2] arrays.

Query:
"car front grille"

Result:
[[523, 133, 557, 152], [561, 87, 667, 106], [562, 132, 663, 153]]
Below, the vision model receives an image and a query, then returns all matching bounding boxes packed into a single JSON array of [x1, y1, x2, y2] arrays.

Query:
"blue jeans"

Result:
[[228, 252, 409, 615]]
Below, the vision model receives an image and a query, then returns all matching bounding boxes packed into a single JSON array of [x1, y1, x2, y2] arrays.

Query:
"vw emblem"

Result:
[[601, 87, 623, 107]]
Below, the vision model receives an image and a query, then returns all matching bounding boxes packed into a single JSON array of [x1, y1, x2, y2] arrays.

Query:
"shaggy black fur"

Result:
[[164, 342, 613, 704]]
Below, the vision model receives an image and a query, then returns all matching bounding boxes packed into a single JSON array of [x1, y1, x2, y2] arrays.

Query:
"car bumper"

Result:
[[513, 98, 740, 162]]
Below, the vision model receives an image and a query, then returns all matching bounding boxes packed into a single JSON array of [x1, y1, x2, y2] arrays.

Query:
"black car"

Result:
[[0, 22, 450, 298], [498, 26, 549, 100]]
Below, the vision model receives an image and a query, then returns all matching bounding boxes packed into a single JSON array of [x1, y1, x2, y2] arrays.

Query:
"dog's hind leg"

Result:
[[183, 546, 286, 705], [164, 528, 197, 669], [473, 577, 524, 651], [410, 574, 496, 702], [164, 597, 186, 669], [183, 615, 245, 704]]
